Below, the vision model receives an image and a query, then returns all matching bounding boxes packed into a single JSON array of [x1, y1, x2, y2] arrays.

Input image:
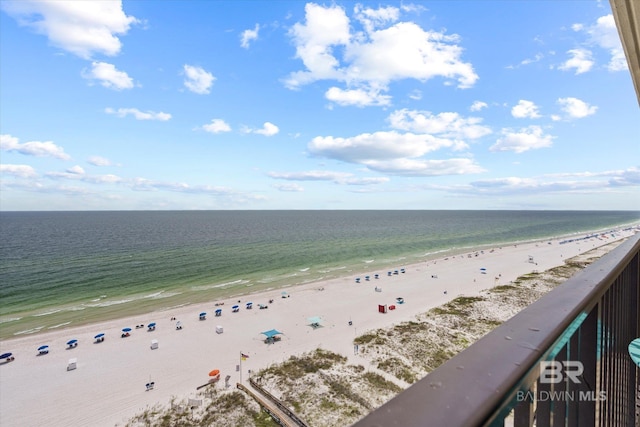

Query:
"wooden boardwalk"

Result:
[[237, 382, 301, 427]]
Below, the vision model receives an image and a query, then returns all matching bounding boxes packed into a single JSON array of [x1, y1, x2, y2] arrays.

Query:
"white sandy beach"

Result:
[[0, 229, 635, 427]]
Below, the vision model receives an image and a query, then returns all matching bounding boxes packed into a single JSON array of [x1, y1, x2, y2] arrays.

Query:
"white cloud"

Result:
[[285, 3, 477, 105], [309, 131, 455, 162], [557, 97, 597, 119], [273, 183, 304, 192], [241, 24, 260, 48], [559, 48, 594, 74], [183, 65, 215, 94], [353, 4, 400, 33], [325, 86, 391, 107], [470, 101, 487, 112], [88, 156, 113, 166], [252, 122, 280, 136], [202, 119, 232, 134], [67, 165, 85, 174], [490, 126, 554, 153], [105, 107, 171, 121], [363, 157, 485, 176], [408, 90, 422, 100], [1, 0, 138, 59], [268, 170, 389, 185], [578, 14, 627, 72], [388, 109, 491, 140], [511, 100, 541, 119], [0, 134, 71, 160], [307, 129, 484, 177], [83, 61, 134, 90], [0, 164, 38, 178]]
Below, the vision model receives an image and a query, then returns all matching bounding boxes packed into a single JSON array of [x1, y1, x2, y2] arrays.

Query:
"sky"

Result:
[[0, 0, 638, 211]]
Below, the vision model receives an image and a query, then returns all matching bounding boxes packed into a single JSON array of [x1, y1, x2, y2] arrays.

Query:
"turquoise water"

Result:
[[1, 210, 638, 338]]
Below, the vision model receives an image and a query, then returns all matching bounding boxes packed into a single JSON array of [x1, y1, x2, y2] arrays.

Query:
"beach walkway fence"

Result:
[[353, 233, 640, 427]]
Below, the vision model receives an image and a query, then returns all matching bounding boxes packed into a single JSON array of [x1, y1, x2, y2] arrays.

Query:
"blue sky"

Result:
[[1, 0, 638, 211]]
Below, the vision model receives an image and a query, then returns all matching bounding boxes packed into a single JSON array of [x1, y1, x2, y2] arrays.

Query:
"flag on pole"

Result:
[[241, 352, 249, 361]]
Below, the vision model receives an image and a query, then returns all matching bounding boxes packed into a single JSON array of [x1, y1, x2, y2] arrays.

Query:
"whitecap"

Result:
[[85, 299, 133, 308], [299, 267, 310, 272], [32, 309, 62, 317], [14, 326, 44, 335], [48, 322, 71, 329], [0, 317, 22, 324]]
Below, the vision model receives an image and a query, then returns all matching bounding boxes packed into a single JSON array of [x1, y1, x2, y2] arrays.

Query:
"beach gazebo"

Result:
[[215, 308, 222, 317], [261, 329, 283, 344], [94, 333, 105, 343], [307, 316, 322, 329], [66, 339, 78, 348], [199, 312, 207, 320], [37, 345, 49, 355]]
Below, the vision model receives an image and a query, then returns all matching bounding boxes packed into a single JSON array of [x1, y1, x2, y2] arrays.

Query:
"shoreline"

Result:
[[0, 226, 637, 427], [2, 222, 637, 340]]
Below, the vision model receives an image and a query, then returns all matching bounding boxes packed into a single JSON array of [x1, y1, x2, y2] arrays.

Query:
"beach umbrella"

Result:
[[66, 339, 78, 346], [0, 352, 12, 359], [122, 327, 132, 332], [94, 333, 105, 339], [199, 312, 206, 316], [38, 345, 49, 351], [148, 322, 156, 328], [261, 329, 283, 338], [209, 369, 220, 377], [232, 305, 239, 309], [480, 268, 487, 271]]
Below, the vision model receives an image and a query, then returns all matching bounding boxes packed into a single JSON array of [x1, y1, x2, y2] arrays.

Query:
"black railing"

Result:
[[353, 234, 639, 427]]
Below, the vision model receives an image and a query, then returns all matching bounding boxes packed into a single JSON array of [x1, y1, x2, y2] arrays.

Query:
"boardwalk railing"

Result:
[[354, 233, 640, 427]]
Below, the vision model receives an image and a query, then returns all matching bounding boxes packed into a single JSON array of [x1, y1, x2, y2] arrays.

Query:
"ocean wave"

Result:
[[85, 299, 133, 308], [145, 290, 165, 298], [299, 267, 310, 272], [0, 317, 22, 324], [48, 322, 71, 329], [363, 259, 374, 263], [14, 326, 44, 335], [318, 266, 346, 273], [32, 309, 62, 317], [149, 291, 182, 299], [191, 279, 249, 291]]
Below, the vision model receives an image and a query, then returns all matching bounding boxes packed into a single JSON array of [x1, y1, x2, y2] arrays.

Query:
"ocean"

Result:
[[1, 210, 638, 339]]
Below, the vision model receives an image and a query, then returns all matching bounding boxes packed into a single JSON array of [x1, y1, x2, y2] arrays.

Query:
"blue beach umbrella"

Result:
[[199, 312, 206, 316], [147, 322, 156, 328], [66, 339, 78, 346], [38, 345, 49, 351], [232, 305, 239, 309], [122, 327, 132, 332], [94, 333, 105, 339], [0, 352, 12, 359]]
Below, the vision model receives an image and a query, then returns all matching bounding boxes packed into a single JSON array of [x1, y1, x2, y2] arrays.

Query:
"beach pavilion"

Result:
[[307, 316, 323, 329], [261, 329, 283, 344]]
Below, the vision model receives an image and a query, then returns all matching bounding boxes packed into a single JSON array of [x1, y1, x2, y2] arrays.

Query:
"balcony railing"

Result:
[[353, 233, 639, 427]]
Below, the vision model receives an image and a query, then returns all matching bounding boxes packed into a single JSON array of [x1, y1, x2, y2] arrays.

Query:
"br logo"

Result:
[[539, 361, 583, 384]]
